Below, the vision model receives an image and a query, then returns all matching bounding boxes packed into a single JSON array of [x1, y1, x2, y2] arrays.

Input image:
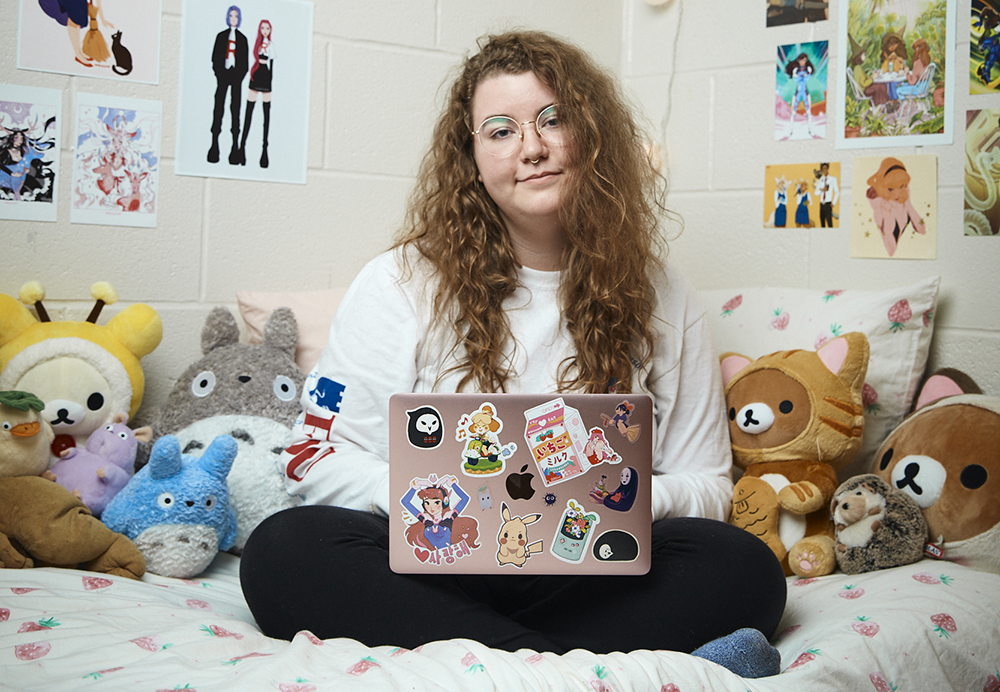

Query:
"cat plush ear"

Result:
[[817, 332, 869, 391], [913, 368, 982, 412], [720, 353, 752, 388]]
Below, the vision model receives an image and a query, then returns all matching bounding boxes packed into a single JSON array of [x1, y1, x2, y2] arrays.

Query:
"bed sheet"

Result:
[[3, 555, 999, 691]]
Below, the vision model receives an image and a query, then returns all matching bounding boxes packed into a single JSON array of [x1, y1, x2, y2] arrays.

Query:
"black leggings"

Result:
[[240, 505, 786, 655]]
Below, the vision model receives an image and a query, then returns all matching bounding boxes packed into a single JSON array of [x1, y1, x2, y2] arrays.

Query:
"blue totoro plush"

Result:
[[102, 434, 237, 578]]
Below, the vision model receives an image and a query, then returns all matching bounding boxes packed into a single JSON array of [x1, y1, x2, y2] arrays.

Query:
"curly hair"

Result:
[[394, 30, 670, 394]]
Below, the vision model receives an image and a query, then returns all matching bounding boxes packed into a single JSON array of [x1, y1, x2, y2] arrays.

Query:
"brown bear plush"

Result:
[[873, 369, 1000, 575], [0, 391, 145, 578], [721, 332, 869, 578]]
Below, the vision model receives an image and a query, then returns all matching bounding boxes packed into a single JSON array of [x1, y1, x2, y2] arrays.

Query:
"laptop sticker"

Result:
[[523, 397, 591, 486], [400, 474, 481, 565], [505, 464, 537, 501], [551, 499, 601, 564], [600, 399, 643, 442], [593, 530, 640, 562], [495, 502, 543, 568], [405, 406, 443, 449], [477, 484, 494, 511], [590, 466, 639, 512], [583, 428, 622, 466], [456, 403, 517, 477]]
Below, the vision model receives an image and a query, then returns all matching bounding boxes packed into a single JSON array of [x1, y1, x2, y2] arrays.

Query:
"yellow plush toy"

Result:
[[721, 332, 869, 578], [0, 282, 162, 463], [0, 390, 145, 578]]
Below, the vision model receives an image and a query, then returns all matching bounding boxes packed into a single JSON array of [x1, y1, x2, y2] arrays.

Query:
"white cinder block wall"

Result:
[[4, 0, 998, 418]]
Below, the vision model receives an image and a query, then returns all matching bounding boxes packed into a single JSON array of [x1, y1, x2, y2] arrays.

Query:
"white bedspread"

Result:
[[3, 555, 999, 691]]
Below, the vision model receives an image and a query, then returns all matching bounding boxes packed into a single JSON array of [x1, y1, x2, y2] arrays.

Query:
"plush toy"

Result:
[[831, 473, 927, 574], [0, 282, 162, 464], [142, 306, 304, 551], [722, 332, 869, 578], [0, 391, 145, 578], [103, 434, 237, 578], [873, 368, 1000, 575], [49, 412, 152, 517]]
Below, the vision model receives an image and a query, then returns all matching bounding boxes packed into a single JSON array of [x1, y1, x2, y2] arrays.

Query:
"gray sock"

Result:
[[691, 628, 781, 678]]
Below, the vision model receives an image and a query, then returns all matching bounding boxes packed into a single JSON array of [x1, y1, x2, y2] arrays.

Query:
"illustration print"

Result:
[[400, 474, 480, 566], [550, 499, 600, 564], [495, 502, 542, 568], [455, 403, 516, 477], [0, 85, 61, 222]]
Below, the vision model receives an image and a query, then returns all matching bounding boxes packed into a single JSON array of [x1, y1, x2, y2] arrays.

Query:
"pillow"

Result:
[[700, 276, 940, 480], [236, 288, 348, 373]]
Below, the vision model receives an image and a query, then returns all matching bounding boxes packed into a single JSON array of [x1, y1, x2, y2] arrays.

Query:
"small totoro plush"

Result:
[[831, 474, 928, 575], [141, 307, 305, 551]]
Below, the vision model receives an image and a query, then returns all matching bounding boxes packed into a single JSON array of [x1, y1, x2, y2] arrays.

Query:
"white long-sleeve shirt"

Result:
[[281, 248, 733, 522]]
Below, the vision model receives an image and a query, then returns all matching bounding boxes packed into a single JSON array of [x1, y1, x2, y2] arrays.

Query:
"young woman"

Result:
[[237, 19, 273, 167], [866, 157, 926, 257], [783, 53, 815, 137], [240, 31, 786, 677], [794, 178, 811, 227]]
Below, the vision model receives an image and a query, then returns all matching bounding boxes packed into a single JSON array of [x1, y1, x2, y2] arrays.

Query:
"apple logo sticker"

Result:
[[506, 464, 537, 501]]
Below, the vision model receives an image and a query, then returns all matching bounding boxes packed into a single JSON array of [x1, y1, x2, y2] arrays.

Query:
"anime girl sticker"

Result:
[[0, 84, 61, 222], [851, 154, 937, 259], [71, 93, 161, 227], [600, 400, 642, 442], [400, 474, 480, 566], [455, 403, 517, 477]]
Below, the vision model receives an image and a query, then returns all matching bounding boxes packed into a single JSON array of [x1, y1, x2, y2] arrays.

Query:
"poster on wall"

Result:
[[964, 109, 1000, 236], [17, 0, 163, 85], [776, 41, 828, 141], [175, 0, 314, 185], [763, 162, 841, 229], [0, 84, 61, 223], [767, 0, 829, 27], [70, 92, 162, 228], [836, 0, 955, 149], [851, 154, 937, 259], [971, 0, 1000, 93]]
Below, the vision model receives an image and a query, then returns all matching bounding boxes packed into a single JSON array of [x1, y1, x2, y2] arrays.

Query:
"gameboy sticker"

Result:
[[455, 403, 517, 477], [550, 499, 600, 564]]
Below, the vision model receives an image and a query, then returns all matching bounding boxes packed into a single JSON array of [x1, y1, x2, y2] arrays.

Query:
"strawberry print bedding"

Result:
[[3, 554, 999, 691]]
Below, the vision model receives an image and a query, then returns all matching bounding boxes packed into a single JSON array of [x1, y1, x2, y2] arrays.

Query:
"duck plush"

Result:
[[0, 390, 145, 578]]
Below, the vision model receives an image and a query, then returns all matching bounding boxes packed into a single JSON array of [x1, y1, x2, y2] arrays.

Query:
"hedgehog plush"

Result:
[[831, 474, 927, 575], [142, 307, 304, 551]]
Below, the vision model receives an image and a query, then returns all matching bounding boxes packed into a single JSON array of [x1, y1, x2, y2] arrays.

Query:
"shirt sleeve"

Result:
[[280, 252, 418, 517], [646, 269, 734, 522]]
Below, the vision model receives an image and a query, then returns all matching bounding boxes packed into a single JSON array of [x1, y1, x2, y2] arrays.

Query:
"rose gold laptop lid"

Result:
[[389, 392, 652, 575]]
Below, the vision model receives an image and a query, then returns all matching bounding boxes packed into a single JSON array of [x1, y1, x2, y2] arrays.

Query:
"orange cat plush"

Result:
[[721, 332, 869, 577]]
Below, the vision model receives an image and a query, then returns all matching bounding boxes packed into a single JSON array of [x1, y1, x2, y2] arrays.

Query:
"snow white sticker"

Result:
[[456, 403, 517, 477]]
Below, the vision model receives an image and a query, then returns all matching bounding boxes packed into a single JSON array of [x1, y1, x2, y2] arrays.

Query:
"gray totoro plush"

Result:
[[831, 474, 928, 575], [142, 306, 305, 551]]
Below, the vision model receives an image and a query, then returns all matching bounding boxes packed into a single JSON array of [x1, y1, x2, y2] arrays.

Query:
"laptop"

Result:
[[388, 392, 652, 575]]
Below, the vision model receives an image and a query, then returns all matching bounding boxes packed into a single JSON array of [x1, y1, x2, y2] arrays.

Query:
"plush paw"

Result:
[[789, 536, 836, 578], [777, 481, 824, 514]]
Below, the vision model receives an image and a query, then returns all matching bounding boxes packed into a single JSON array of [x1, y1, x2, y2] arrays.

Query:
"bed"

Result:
[[6, 276, 999, 691], [4, 556, 1000, 690]]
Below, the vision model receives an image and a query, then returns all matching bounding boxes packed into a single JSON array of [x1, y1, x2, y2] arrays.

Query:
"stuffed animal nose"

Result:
[[735, 403, 775, 434], [890, 455, 945, 509], [185, 500, 195, 507], [10, 421, 41, 437], [238, 375, 251, 384]]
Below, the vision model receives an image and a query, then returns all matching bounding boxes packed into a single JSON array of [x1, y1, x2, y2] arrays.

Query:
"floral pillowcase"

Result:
[[700, 276, 940, 479]]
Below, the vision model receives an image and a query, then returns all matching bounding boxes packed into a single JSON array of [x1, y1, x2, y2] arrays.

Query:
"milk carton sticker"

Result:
[[523, 397, 591, 486]]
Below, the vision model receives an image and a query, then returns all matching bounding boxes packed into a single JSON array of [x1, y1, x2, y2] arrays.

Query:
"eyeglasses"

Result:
[[471, 104, 572, 157]]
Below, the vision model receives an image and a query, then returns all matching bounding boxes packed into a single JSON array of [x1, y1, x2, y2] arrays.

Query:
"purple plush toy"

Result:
[[49, 412, 152, 517]]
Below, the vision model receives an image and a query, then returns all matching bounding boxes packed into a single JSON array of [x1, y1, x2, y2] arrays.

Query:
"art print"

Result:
[[851, 154, 937, 259], [17, 0, 162, 84], [837, 0, 955, 148], [775, 41, 827, 141], [971, 0, 1000, 94], [763, 162, 841, 229], [767, 0, 829, 27], [175, 0, 313, 184], [964, 109, 1000, 236], [71, 93, 162, 228], [0, 84, 61, 222]]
